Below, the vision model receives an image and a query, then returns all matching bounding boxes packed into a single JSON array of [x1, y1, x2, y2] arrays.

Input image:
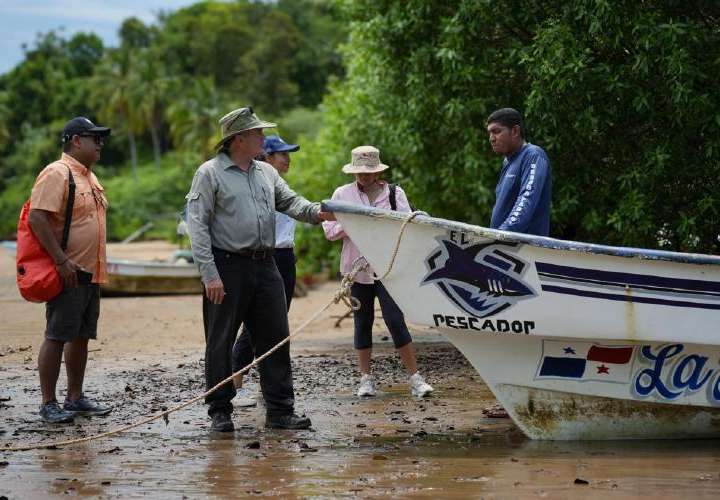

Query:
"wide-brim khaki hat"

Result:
[[214, 106, 276, 151], [342, 145, 389, 174]]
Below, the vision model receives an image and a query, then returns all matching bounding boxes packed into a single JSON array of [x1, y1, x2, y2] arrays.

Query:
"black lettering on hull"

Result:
[[432, 314, 535, 334]]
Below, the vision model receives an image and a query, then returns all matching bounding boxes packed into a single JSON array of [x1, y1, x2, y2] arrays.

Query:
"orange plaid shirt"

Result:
[[30, 153, 108, 284]]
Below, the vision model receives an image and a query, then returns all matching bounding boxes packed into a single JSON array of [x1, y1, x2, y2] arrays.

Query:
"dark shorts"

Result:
[[351, 281, 412, 350], [45, 283, 100, 342]]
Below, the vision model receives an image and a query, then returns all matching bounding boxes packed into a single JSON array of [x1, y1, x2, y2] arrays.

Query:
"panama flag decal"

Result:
[[535, 340, 636, 384]]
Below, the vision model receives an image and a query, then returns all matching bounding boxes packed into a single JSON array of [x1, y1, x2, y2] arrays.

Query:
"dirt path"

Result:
[[1, 243, 720, 498]]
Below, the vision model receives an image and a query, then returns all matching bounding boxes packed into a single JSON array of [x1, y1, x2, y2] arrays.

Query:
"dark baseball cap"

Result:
[[61, 117, 111, 143], [263, 135, 299, 155]]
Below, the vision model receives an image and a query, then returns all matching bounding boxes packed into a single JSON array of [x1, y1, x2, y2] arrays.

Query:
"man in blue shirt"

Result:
[[487, 108, 552, 236], [231, 135, 301, 406]]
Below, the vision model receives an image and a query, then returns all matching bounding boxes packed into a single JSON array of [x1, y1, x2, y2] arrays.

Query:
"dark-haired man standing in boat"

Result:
[[487, 108, 552, 237], [484, 108, 552, 418]]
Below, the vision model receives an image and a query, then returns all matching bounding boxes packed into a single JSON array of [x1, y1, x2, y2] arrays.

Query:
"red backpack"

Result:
[[16, 167, 75, 302]]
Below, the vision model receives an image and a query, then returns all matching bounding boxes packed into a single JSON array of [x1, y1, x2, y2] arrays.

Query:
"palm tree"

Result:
[[0, 92, 11, 151], [90, 49, 144, 180], [133, 48, 172, 169], [166, 77, 226, 161]]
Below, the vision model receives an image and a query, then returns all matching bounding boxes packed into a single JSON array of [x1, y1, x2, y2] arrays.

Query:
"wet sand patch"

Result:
[[2, 246, 720, 498]]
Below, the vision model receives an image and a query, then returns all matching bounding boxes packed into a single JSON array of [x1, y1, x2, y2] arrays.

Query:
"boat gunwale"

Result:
[[322, 200, 720, 267], [107, 258, 197, 270], [2, 241, 197, 270]]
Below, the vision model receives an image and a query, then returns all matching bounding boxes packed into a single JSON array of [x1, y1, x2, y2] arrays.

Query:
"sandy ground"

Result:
[[1, 242, 720, 498]]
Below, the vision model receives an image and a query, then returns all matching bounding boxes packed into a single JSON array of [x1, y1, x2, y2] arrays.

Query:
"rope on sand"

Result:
[[2, 211, 423, 452]]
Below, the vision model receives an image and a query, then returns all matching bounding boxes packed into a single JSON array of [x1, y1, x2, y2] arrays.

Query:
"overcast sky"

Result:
[[0, 0, 200, 74]]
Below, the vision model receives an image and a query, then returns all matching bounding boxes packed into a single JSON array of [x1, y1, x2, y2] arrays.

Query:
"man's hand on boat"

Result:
[[204, 278, 226, 304], [318, 211, 336, 221]]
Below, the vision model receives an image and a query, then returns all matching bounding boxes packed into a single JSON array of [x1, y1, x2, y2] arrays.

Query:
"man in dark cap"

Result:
[[186, 107, 334, 432], [28, 117, 113, 423]]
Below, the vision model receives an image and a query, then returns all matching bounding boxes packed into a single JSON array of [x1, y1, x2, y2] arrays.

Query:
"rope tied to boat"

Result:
[[2, 210, 423, 452]]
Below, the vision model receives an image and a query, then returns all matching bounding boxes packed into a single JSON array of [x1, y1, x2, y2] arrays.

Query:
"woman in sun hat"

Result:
[[322, 145, 434, 399]]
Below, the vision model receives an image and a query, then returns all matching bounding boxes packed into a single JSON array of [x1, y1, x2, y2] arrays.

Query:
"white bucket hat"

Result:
[[342, 145, 389, 174]]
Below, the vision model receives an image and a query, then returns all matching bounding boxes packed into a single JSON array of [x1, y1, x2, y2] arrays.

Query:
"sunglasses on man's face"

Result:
[[78, 134, 105, 145]]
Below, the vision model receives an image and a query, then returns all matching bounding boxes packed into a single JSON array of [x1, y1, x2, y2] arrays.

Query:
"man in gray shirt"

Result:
[[186, 107, 333, 432]]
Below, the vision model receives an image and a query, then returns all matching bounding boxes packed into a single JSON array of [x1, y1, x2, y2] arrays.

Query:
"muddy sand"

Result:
[[1, 242, 720, 498]]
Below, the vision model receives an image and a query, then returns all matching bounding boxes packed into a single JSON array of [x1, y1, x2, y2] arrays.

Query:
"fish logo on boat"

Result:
[[422, 237, 536, 318], [535, 340, 636, 384]]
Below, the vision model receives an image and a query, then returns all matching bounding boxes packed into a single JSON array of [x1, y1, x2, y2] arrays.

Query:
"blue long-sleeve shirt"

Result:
[[490, 143, 552, 236]]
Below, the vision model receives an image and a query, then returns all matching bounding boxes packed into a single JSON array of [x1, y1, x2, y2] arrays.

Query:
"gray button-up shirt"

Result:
[[186, 153, 320, 283]]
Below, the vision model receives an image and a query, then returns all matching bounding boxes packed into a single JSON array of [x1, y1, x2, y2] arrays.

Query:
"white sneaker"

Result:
[[409, 372, 434, 398], [234, 386, 257, 407], [357, 374, 377, 397]]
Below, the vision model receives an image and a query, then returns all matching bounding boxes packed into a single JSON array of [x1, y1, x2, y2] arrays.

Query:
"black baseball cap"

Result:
[[61, 117, 111, 143]]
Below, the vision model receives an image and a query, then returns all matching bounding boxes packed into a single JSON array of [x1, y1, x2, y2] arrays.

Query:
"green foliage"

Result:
[[294, 223, 341, 278], [0, 1, 346, 170], [154, 0, 344, 115], [0, 151, 194, 240], [0, 31, 103, 136], [0, 175, 33, 238], [3, 0, 719, 264], [272, 106, 324, 143], [284, 107, 350, 275], [119, 17, 156, 49], [100, 152, 196, 241], [307, 0, 720, 253], [166, 77, 230, 162], [238, 10, 302, 114], [518, 3, 720, 251], [0, 31, 104, 188], [277, 0, 346, 107]]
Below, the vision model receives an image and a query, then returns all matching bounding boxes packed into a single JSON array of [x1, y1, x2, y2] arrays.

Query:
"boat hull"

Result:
[[323, 201, 720, 440], [3, 241, 202, 296], [444, 331, 720, 440], [103, 260, 202, 296]]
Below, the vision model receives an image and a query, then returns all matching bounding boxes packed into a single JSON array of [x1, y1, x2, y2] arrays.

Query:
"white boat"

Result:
[[1, 240, 16, 256], [2, 241, 202, 296], [322, 201, 720, 440], [102, 258, 201, 295]]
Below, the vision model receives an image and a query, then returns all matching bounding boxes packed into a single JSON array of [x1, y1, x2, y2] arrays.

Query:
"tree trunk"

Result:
[[128, 130, 138, 181], [149, 124, 161, 169]]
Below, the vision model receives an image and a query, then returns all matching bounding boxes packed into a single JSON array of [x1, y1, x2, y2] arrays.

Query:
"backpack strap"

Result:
[[60, 167, 76, 251], [389, 183, 397, 211]]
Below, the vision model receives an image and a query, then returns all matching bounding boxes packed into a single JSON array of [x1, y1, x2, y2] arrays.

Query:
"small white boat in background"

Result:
[[102, 258, 201, 296], [1, 240, 16, 256], [322, 201, 720, 440], [1, 241, 202, 296]]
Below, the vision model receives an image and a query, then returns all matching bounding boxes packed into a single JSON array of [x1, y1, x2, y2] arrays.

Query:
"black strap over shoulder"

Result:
[[389, 183, 398, 211], [60, 167, 75, 251], [388, 183, 415, 212]]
